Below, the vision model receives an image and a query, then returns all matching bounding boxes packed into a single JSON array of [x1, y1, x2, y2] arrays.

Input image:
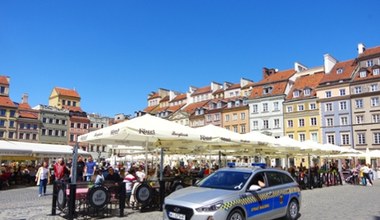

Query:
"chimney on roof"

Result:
[[323, 54, 338, 74], [262, 67, 277, 79], [358, 43, 366, 54], [21, 93, 29, 104]]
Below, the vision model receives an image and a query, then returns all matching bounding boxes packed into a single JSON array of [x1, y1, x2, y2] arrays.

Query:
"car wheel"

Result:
[[285, 199, 299, 220], [227, 209, 245, 220]]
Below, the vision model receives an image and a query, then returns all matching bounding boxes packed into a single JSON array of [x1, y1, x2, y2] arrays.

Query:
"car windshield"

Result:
[[197, 170, 252, 190]]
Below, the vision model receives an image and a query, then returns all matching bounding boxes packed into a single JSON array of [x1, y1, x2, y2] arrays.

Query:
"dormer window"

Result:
[[263, 87, 273, 94], [217, 102, 222, 108], [360, 70, 367, 78], [235, 100, 240, 107], [304, 88, 311, 96], [227, 102, 232, 108], [337, 68, 344, 74], [293, 90, 300, 98]]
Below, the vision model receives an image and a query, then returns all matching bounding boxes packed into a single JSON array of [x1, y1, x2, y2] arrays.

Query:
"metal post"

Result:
[[51, 181, 57, 215], [218, 150, 221, 168], [119, 182, 126, 217], [68, 142, 79, 220], [159, 148, 165, 211]]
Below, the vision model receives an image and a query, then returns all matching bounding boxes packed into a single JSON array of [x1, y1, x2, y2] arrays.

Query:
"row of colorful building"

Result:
[[0, 79, 127, 159], [1, 42, 379, 162], [138, 43, 380, 155]]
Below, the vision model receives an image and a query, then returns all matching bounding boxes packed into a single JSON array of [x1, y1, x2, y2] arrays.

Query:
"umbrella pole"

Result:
[[145, 139, 148, 174], [159, 148, 165, 211]]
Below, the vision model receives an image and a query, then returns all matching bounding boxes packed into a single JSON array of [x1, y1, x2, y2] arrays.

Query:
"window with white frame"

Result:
[[215, 114, 220, 121], [232, 113, 238, 121], [373, 114, 380, 123], [327, 134, 335, 144], [233, 125, 238, 133], [371, 97, 379, 107], [252, 104, 258, 113], [206, 115, 212, 122], [337, 68, 343, 74], [287, 120, 293, 128], [240, 112, 245, 120], [325, 91, 332, 98], [310, 117, 317, 126], [304, 88, 311, 96], [340, 116, 348, 125], [298, 105, 304, 111], [325, 103, 333, 111], [356, 115, 364, 124], [367, 60, 374, 67], [299, 133, 306, 142], [355, 86, 362, 94], [326, 118, 334, 126], [240, 124, 246, 133], [339, 89, 346, 96], [287, 106, 293, 112], [358, 133, 366, 144], [355, 99, 363, 108], [273, 102, 279, 111], [359, 71, 367, 78], [311, 133, 318, 142], [374, 68, 380, 76], [309, 103, 316, 110], [339, 101, 347, 110], [225, 114, 230, 122], [293, 90, 300, 98], [288, 134, 294, 139], [235, 100, 240, 107], [263, 103, 268, 112], [252, 121, 258, 130], [374, 132, 380, 144], [274, 119, 280, 128], [371, 84, 378, 92], [341, 133, 350, 145], [263, 120, 269, 129], [299, 118, 305, 127]]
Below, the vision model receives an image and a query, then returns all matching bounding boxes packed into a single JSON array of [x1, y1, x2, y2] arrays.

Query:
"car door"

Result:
[[265, 171, 292, 218], [244, 171, 274, 220]]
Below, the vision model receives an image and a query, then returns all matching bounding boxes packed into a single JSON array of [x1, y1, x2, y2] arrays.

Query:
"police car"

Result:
[[164, 163, 301, 220]]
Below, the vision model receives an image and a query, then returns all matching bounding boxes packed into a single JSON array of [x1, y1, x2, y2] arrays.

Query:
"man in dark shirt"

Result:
[[105, 167, 121, 182], [76, 156, 85, 182]]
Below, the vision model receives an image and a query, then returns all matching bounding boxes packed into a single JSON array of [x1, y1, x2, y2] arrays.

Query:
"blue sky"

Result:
[[0, 0, 379, 117]]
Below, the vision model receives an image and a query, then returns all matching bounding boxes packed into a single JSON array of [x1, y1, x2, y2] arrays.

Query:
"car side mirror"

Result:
[[248, 185, 261, 191]]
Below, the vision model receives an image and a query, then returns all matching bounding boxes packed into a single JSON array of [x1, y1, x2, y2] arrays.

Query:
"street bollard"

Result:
[[68, 183, 77, 220], [119, 182, 126, 217], [51, 181, 58, 215]]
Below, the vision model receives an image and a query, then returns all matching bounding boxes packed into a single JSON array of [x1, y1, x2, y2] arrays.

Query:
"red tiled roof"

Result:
[[212, 88, 224, 95], [225, 83, 241, 91], [0, 96, 16, 108], [183, 100, 209, 114], [169, 94, 187, 103], [160, 95, 169, 102], [191, 86, 211, 96], [256, 69, 296, 86], [319, 59, 356, 84], [63, 106, 83, 112], [167, 104, 185, 113], [155, 106, 169, 113], [359, 45, 380, 58], [286, 72, 325, 100], [54, 87, 80, 98], [249, 82, 288, 99], [143, 105, 159, 113], [71, 115, 90, 123], [19, 110, 38, 119], [0, 76, 9, 85], [148, 93, 160, 100], [18, 103, 31, 109]]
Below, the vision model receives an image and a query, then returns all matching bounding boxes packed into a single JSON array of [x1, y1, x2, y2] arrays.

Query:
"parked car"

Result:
[[164, 164, 301, 220]]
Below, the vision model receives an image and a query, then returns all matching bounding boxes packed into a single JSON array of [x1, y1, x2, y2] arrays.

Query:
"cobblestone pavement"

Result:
[[0, 180, 379, 220]]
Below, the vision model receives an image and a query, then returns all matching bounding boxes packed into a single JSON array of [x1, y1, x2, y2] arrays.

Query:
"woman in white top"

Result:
[[35, 161, 51, 197]]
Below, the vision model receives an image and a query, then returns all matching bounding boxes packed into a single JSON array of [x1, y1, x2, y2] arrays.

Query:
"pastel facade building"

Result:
[[316, 57, 356, 148], [350, 44, 380, 151], [17, 93, 40, 142], [0, 76, 18, 140]]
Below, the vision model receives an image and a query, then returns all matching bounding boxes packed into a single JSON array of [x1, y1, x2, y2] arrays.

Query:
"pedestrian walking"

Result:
[[123, 168, 137, 207], [360, 163, 373, 186], [74, 156, 85, 182], [54, 158, 68, 182], [85, 155, 97, 182], [35, 161, 51, 197]]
